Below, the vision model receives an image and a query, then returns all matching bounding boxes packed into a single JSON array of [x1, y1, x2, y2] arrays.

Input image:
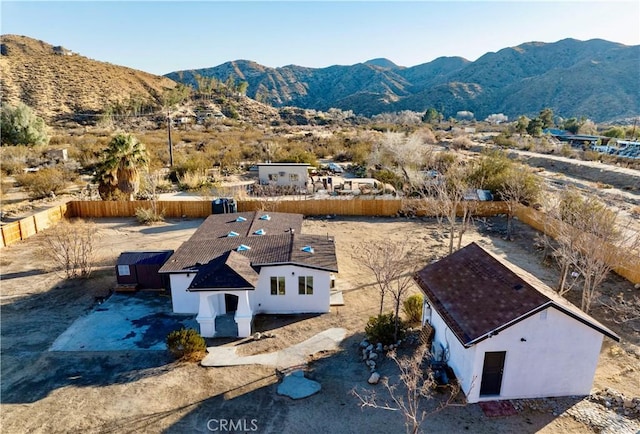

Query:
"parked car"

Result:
[[327, 163, 344, 174]]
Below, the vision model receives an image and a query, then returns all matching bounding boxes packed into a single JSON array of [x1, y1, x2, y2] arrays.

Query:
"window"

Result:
[[290, 173, 299, 182], [270, 276, 285, 295], [298, 276, 313, 295], [117, 265, 130, 276], [268, 174, 278, 181]]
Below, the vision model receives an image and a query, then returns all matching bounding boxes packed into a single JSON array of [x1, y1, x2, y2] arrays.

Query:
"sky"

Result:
[[1, 1, 639, 76]]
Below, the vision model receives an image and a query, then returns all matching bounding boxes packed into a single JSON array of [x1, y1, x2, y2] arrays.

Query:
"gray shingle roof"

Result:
[[159, 212, 337, 291], [414, 242, 619, 346], [189, 251, 259, 291], [191, 212, 302, 240]]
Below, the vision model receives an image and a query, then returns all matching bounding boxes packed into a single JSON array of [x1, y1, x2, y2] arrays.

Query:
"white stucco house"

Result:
[[257, 163, 309, 190], [414, 242, 619, 404], [159, 212, 337, 338]]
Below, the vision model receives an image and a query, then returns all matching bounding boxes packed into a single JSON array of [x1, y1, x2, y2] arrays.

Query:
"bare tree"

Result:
[[353, 241, 411, 316], [429, 161, 475, 255], [389, 268, 419, 342], [369, 130, 437, 187], [544, 189, 640, 312], [352, 344, 461, 434], [39, 219, 100, 279]]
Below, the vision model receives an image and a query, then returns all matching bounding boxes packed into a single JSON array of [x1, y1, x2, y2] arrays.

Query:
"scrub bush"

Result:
[[166, 328, 206, 361]]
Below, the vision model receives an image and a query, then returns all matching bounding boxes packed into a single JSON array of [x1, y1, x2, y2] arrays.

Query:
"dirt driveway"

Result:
[[1, 215, 638, 433]]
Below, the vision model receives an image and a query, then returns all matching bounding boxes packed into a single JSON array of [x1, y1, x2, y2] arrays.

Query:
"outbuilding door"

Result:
[[480, 351, 506, 396]]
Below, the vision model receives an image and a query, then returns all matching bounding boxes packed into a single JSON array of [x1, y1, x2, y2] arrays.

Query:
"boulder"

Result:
[[368, 372, 380, 384]]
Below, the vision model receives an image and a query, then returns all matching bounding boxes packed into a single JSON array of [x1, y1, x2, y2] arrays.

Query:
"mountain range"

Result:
[[167, 38, 639, 122], [1, 35, 638, 123]]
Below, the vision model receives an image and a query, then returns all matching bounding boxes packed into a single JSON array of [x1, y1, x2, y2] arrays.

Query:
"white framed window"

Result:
[[268, 174, 278, 181], [117, 265, 131, 276], [270, 276, 285, 295], [298, 276, 313, 295], [290, 173, 300, 182]]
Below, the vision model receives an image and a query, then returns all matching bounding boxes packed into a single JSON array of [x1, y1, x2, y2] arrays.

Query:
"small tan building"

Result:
[[257, 163, 309, 190]]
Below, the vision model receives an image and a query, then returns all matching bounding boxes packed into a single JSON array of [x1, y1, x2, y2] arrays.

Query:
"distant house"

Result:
[[159, 212, 338, 338], [414, 242, 619, 403], [257, 163, 309, 190], [115, 250, 174, 291]]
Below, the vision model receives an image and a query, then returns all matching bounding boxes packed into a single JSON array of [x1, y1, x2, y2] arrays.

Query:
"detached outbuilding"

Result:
[[115, 250, 174, 291], [414, 242, 619, 404]]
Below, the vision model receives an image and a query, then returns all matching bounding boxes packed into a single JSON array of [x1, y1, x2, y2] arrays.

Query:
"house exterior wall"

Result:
[[470, 307, 604, 403], [428, 305, 477, 398], [169, 273, 198, 313], [258, 165, 308, 189], [252, 265, 330, 314], [429, 305, 604, 404]]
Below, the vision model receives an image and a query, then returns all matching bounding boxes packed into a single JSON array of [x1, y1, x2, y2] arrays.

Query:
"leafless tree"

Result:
[[39, 219, 100, 279], [389, 268, 419, 341], [428, 161, 476, 255], [368, 130, 437, 187], [543, 189, 640, 312], [352, 344, 462, 434], [353, 240, 412, 316]]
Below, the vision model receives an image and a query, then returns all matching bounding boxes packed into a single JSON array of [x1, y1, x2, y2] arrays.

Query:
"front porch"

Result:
[[195, 290, 253, 338]]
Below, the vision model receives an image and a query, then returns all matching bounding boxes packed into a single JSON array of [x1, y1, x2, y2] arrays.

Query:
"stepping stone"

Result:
[[277, 370, 321, 399]]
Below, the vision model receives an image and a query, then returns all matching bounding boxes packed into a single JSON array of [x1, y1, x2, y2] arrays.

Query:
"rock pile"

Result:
[[359, 338, 402, 385], [590, 388, 640, 418]]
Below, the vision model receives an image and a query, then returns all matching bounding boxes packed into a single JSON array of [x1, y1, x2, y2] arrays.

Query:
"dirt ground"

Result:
[[1, 214, 639, 433]]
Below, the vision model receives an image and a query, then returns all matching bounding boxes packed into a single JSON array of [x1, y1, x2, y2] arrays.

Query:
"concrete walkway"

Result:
[[201, 328, 347, 369]]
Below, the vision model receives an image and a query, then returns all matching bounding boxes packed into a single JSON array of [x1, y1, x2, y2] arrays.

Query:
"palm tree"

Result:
[[95, 133, 149, 200]]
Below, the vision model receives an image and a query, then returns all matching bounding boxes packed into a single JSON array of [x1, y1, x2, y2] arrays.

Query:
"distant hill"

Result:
[[0, 35, 177, 121], [167, 39, 640, 122]]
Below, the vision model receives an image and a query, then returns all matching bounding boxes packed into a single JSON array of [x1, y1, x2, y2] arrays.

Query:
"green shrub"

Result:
[[14, 167, 67, 199], [403, 294, 423, 324], [135, 206, 165, 225], [493, 133, 516, 148], [365, 312, 406, 345], [166, 328, 206, 361]]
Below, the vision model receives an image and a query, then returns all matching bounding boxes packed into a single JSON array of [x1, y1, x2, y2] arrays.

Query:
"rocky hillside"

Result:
[[0, 35, 177, 121], [167, 39, 639, 122]]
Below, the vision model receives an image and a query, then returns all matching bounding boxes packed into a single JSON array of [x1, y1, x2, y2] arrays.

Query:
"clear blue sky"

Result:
[[2, 1, 639, 75]]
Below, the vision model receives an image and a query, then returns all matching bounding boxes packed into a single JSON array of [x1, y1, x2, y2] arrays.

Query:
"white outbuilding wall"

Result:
[[428, 306, 605, 403], [258, 164, 309, 189]]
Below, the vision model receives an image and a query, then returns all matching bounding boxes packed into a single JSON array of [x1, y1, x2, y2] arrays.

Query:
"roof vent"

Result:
[[235, 216, 247, 222], [227, 231, 240, 237], [301, 246, 314, 254], [254, 228, 266, 235], [259, 214, 271, 221], [513, 284, 524, 291], [237, 244, 251, 252]]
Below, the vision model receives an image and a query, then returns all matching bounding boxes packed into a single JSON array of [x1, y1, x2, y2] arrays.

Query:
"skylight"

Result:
[[259, 214, 271, 221], [254, 228, 266, 235], [235, 216, 247, 222], [301, 245, 314, 254], [237, 244, 251, 252], [227, 231, 240, 237]]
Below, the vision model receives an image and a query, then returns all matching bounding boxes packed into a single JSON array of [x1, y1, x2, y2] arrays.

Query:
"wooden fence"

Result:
[[0, 203, 70, 248], [67, 200, 213, 218], [3, 199, 639, 285], [65, 199, 511, 219], [237, 198, 403, 216], [514, 204, 640, 284]]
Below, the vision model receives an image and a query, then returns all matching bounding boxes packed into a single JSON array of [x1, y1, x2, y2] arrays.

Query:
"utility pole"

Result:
[[167, 110, 173, 167]]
